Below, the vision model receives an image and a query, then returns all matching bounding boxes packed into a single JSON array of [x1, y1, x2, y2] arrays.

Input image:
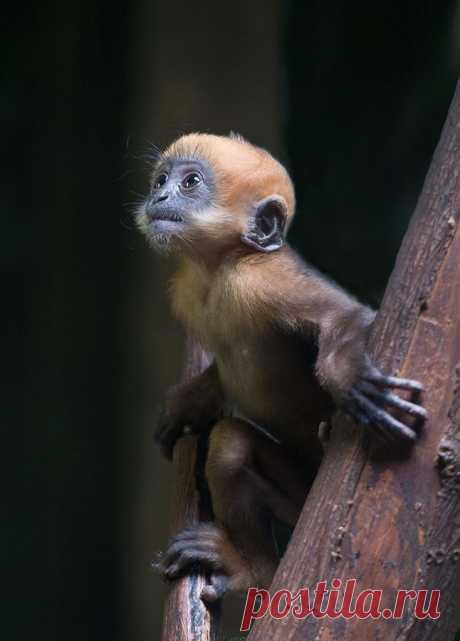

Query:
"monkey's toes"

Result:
[[201, 573, 230, 602], [157, 523, 228, 581]]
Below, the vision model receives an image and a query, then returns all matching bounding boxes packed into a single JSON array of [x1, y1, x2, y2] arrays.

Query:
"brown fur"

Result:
[[153, 133, 372, 594], [146, 133, 422, 600]]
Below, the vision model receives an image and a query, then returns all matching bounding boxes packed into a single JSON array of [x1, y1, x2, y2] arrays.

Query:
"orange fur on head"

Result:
[[163, 132, 296, 230]]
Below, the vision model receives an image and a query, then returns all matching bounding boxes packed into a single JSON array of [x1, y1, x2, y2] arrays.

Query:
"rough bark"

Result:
[[161, 339, 221, 641], [248, 81, 460, 641]]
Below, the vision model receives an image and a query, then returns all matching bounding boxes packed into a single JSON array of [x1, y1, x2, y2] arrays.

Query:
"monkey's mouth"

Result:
[[148, 211, 185, 233]]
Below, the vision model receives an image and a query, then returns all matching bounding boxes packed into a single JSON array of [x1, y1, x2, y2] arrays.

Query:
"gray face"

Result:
[[138, 158, 214, 245]]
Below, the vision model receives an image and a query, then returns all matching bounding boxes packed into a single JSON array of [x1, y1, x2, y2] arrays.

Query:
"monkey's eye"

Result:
[[153, 173, 168, 189], [182, 172, 202, 189]]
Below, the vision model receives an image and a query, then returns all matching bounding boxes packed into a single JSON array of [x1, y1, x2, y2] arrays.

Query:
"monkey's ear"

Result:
[[241, 196, 287, 253]]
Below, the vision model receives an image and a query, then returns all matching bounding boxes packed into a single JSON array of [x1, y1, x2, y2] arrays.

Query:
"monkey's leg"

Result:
[[159, 418, 311, 601]]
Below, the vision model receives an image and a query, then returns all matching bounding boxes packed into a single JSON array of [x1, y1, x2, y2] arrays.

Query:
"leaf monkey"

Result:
[[136, 133, 426, 602]]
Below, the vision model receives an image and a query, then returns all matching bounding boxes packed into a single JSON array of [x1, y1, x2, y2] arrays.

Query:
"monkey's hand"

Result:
[[154, 523, 250, 602], [154, 389, 215, 460], [154, 364, 224, 459], [342, 362, 427, 442], [154, 395, 194, 460]]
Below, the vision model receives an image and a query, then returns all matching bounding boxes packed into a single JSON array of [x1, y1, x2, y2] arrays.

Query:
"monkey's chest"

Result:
[[215, 332, 332, 448]]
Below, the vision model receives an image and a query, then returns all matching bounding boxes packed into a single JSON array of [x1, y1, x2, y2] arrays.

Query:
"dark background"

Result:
[[3, 1, 460, 640]]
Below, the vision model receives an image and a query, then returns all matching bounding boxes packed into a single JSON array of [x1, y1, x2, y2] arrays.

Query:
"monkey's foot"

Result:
[[155, 523, 244, 602], [345, 367, 427, 442]]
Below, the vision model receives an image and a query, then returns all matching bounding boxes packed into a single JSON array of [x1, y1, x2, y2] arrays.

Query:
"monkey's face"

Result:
[[137, 158, 215, 252], [137, 133, 296, 259]]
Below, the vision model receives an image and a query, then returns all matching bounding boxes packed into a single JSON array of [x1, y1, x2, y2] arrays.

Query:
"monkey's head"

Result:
[[136, 133, 295, 260]]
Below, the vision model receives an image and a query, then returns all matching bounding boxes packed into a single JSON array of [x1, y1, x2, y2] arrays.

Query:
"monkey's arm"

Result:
[[155, 361, 224, 458], [251, 250, 427, 441], [312, 297, 427, 441]]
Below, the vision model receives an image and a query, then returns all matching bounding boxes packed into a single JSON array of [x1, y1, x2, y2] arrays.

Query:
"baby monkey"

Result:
[[137, 133, 426, 602]]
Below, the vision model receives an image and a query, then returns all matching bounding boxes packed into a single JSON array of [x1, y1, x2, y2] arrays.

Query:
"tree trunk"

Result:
[[249, 81, 460, 641]]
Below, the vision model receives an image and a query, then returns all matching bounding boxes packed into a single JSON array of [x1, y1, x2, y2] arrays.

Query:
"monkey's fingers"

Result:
[[154, 421, 187, 459], [365, 367, 424, 392], [345, 403, 371, 426], [345, 399, 394, 443], [358, 381, 428, 422], [350, 389, 417, 442]]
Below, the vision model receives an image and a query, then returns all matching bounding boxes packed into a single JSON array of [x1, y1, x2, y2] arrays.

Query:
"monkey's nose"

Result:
[[152, 193, 169, 204], [146, 193, 169, 217]]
